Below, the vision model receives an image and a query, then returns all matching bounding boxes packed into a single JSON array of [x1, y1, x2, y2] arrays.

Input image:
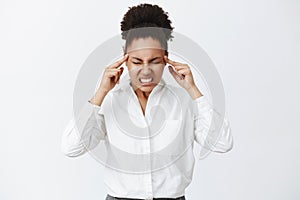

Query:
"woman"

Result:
[[61, 3, 233, 200]]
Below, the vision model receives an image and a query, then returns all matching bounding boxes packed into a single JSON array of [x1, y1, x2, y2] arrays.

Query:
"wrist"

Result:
[[89, 88, 109, 106], [187, 85, 203, 100], [97, 87, 109, 95]]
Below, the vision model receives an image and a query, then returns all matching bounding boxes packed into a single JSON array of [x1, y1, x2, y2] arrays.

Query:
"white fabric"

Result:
[[61, 77, 233, 199]]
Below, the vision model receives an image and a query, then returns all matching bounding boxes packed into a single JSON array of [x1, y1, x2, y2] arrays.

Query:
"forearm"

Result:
[[193, 95, 233, 156], [61, 98, 107, 157], [187, 85, 203, 100], [89, 88, 108, 106]]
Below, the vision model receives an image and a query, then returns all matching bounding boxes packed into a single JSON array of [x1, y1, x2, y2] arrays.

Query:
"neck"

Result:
[[134, 88, 151, 99]]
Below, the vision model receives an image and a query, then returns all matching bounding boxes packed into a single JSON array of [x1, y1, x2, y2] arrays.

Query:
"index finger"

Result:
[[164, 55, 183, 66], [109, 54, 129, 68]]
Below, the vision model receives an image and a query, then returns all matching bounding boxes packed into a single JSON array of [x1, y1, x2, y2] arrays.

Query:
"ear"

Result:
[[164, 50, 169, 65], [123, 47, 128, 66], [122, 46, 126, 55]]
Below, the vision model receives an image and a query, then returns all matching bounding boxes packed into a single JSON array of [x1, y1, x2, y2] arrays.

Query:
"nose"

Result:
[[140, 64, 152, 75]]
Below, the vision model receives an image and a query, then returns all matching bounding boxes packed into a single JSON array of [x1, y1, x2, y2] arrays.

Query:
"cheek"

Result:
[[153, 65, 165, 75], [127, 66, 139, 77], [126, 64, 134, 73]]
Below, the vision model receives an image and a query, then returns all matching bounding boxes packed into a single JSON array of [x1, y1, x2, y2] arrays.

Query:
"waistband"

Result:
[[106, 194, 186, 200]]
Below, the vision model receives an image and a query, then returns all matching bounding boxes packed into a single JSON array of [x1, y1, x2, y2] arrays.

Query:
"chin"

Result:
[[138, 86, 154, 93], [131, 79, 158, 93]]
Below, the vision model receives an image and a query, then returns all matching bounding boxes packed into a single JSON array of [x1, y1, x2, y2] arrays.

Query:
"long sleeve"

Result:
[[61, 101, 107, 158], [193, 95, 233, 157]]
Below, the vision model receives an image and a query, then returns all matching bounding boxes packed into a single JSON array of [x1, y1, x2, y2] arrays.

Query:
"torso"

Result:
[[135, 90, 150, 116], [138, 97, 148, 116]]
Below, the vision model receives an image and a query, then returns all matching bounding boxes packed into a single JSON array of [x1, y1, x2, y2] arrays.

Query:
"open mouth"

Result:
[[139, 77, 154, 86]]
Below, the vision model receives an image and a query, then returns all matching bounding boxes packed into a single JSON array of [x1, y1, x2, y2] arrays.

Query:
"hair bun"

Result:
[[121, 3, 174, 40]]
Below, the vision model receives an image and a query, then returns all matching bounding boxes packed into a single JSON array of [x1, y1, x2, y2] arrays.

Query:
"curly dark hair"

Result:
[[120, 3, 174, 53]]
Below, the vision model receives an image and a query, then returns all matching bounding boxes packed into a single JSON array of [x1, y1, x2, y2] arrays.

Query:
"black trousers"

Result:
[[105, 194, 186, 200]]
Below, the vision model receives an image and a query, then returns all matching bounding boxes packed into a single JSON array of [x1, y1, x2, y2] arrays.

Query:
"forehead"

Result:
[[127, 38, 165, 59]]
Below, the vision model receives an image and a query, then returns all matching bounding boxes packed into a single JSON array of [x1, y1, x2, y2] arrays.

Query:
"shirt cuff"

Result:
[[192, 95, 209, 103], [87, 100, 103, 114]]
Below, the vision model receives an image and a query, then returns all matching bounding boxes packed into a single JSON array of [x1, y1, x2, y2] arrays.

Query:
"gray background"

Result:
[[0, 0, 299, 200]]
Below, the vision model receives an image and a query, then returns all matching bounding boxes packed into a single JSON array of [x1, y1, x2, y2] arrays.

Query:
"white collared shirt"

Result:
[[61, 78, 233, 199]]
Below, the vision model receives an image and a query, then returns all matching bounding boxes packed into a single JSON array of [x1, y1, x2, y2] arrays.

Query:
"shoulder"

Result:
[[163, 83, 193, 105], [162, 83, 195, 118]]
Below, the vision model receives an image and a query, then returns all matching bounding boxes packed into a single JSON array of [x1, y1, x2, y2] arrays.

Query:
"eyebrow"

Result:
[[131, 57, 162, 62]]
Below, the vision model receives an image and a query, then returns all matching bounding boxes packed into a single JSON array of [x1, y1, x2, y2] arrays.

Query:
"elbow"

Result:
[[213, 126, 234, 153], [227, 136, 234, 152], [61, 148, 85, 158], [216, 132, 234, 153], [212, 140, 233, 153], [61, 143, 86, 158], [221, 139, 234, 153], [218, 119, 234, 153]]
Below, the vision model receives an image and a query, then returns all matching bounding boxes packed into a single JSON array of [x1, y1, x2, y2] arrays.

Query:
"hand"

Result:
[[164, 55, 197, 90], [99, 54, 128, 93], [164, 55, 203, 99]]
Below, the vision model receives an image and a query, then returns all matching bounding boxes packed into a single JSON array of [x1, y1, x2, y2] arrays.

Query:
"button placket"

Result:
[[144, 120, 154, 198], [127, 80, 165, 199]]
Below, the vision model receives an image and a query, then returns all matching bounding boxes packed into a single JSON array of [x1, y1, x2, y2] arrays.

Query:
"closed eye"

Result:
[[151, 60, 163, 64]]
